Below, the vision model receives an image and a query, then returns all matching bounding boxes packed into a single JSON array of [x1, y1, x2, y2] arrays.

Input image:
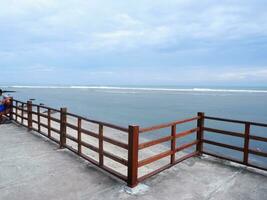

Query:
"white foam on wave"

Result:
[[5, 85, 267, 93]]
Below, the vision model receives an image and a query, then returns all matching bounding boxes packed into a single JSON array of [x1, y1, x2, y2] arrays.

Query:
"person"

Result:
[[0, 89, 12, 123]]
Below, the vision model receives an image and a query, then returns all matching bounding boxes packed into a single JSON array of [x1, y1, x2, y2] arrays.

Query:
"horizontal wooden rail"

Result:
[[176, 127, 198, 139], [204, 127, 244, 138], [249, 149, 267, 157], [203, 139, 244, 152], [103, 136, 129, 150], [80, 140, 99, 153], [65, 134, 128, 165], [175, 140, 198, 153], [139, 116, 199, 133], [205, 116, 267, 127], [138, 140, 199, 168], [139, 135, 172, 150], [250, 135, 267, 142], [139, 127, 198, 150], [103, 151, 128, 166], [66, 112, 129, 132], [81, 128, 99, 138], [138, 150, 172, 167]]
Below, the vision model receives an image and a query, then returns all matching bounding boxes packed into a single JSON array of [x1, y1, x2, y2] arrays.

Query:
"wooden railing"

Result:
[[203, 115, 267, 171], [11, 99, 129, 182], [136, 114, 203, 185], [5, 99, 267, 188]]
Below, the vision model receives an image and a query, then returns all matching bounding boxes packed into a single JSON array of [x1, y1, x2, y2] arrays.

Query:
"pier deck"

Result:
[[1, 123, 267, 200]]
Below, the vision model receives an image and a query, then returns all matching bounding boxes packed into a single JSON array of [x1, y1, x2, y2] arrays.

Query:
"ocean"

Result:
[[2, 85, 267, 166]]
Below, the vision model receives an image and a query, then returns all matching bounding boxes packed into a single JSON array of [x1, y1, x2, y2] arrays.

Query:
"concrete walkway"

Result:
[[1, 123, 267, 200]]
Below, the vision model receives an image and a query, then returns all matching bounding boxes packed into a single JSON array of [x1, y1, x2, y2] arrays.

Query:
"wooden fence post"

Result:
[[37, 106, 41, 132], [77, 118, 82, 154], [243, 122, 250, 165], [21, 103, 24, 124], [9, 97, 13, 120], [15, 101, 18, 122], [99, 124, 104, 166], [47, 109, 51, 138], [27, 101, 32, 130], [60, 107, 67, 148], [170, 124, 176, 164], [127, 125, 139, 188], [196, 112, 205, 155]]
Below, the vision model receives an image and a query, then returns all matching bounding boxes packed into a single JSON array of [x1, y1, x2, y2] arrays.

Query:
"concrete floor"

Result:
[[1, 123, 267, 200]]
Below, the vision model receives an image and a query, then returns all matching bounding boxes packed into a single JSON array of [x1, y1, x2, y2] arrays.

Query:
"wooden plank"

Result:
[[175, 140, 198, 153], [99, 124, 104, 166], [243, 123, 250, 164], [15, 101, 18, 121], [203, 139, 244, 152], [81, 128, 99, 139], [32, 119, 38, 124], [103, 135, 128, 150], [171, 125, 176, 164], [66, 112, 129, 132], [204, 127, 244, 138], [31, 103, 60, 113], [139, 135, 172, 150], [80, 152, 99, 166], [80, 141, 99, 153], [250, 135, 267, 142], [21, 103, 24, 124], [138, 151, 198, 182], [77, 118, 82, 155], [196, 112, 204, 154], [175, 127, 198, 139], [127, 125, 139, 188], [39, 122, 49, 129], [50, 127, 60, 134], [27, 101, 32, 130], [205, 116, 247, 124], [9, 97, 13, 120], [66, 122, 78, 130], [47, 109, 51, 138], [249, 149, 267, 157], [66, 134, 78, 142], [139, 116, 199, 133], [59, 107, 67, 148], [205, 116, 267, 127], [138, 128, 198, 151], [65, 144, 78, 154], [37, 106, 40, 132], [50, 116, 61, 123], [38, 112, 49, 118], [103, 150, 128, 166], [138, 150, 172, 167]]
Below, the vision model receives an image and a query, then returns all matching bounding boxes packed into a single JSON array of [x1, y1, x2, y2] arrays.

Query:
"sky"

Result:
[[0, 0, 267, 86]]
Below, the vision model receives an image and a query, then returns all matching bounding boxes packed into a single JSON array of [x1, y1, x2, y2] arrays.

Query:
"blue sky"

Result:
[[1, 0, 267, 86]]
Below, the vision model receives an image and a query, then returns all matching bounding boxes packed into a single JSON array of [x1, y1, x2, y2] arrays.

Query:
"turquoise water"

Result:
[[2, 86, 267, 167]]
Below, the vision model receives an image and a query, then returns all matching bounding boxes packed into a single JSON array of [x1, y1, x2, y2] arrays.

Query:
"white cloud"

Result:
[[2, 1, 267, 52], [218, 68, 267, 81]]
